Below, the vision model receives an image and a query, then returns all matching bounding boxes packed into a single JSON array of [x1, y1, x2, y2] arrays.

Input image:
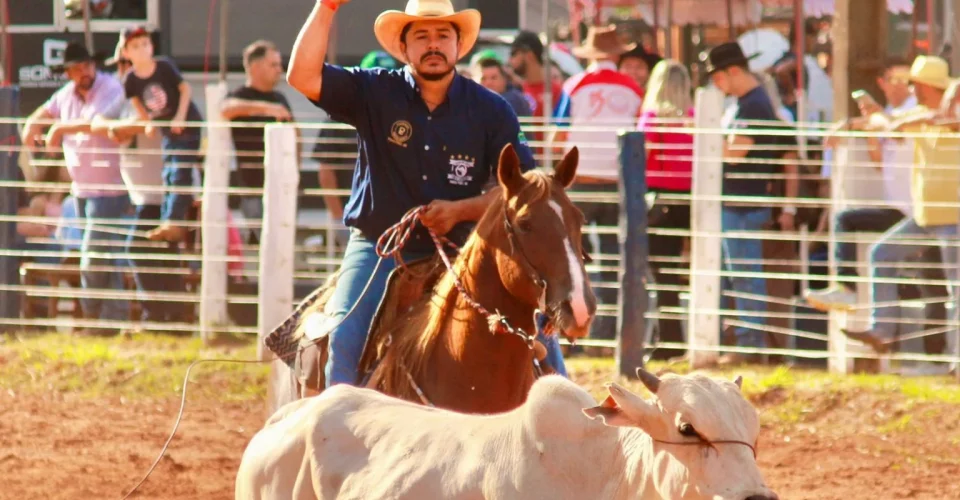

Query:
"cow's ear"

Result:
[[583, 383, 660, 431], [582, 395, 636, 428]]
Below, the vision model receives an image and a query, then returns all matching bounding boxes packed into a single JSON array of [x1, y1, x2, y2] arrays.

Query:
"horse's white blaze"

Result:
[[549, 200, 591, 327]]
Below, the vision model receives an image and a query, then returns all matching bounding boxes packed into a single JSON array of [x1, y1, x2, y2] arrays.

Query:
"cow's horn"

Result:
[[635, 367, 660, 394], [734, 375, 743, 389]]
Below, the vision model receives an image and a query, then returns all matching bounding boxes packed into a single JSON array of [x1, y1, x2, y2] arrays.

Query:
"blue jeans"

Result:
[[536, 314, 568, 377], [161, 133, 201, 222], [721, 207, 771, 348], [324, 230, 430, 386], [869, 218, 958, 339], [77, 194, 132, 325]]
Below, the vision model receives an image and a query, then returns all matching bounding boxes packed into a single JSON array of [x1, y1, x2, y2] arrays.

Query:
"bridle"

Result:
[[374, 202, 571, 404], [377, 205, 551, 354]]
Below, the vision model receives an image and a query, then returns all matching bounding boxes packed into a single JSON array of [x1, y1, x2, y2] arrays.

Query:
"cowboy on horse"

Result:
[[280, 0, 569, 389]]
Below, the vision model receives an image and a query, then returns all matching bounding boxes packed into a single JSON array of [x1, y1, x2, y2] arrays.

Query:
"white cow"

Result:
[[236, 370, 778, 500]]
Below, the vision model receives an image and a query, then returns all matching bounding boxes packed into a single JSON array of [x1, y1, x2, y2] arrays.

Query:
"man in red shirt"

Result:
[[508, 31, 563, 120]]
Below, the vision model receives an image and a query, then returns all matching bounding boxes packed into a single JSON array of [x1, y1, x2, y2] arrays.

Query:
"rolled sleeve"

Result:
[[43, 89, 64, 119], [488, 98, 537, 174], [312, 64, 369, 127]]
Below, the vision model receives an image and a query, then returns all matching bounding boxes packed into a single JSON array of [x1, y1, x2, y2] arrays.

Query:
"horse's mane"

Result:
[[376, 171, 554, 391]]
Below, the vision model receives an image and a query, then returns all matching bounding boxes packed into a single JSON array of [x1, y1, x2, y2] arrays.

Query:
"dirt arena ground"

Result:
[[1, 333, 958, 500]]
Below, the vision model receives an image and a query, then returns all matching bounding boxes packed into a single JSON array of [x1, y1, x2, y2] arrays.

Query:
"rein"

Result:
[[376, 206, 549, 405], [376, 206, 545, 351]]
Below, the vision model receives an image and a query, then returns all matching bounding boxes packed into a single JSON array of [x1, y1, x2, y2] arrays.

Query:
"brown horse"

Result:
[[268, 144, 596, 414]]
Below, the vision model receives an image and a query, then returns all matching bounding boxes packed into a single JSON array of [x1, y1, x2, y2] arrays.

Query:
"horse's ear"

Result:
[[497, 143, 524, 198], [552, 146, 579, 189]]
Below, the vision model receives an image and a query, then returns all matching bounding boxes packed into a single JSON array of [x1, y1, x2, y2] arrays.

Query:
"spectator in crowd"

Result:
[[285, 0, 561, 386], [20, 42, 131, 335], [806, 59, 921, 311], [618, 45, 661, 95], [637, 59, 694, 357], [770, 18, 833, 123], [553, 25, 644, 340], [122, 25, 204, 243], [813, 56, 955, 355], [509, 30, 563, 119], [313, 50, 400, 249], [751, 71, 801, 356], [92, 42, 191, 331], [472, 57, 532, 117], [221, 39, 295, 245], [707, 41, 798, 364]]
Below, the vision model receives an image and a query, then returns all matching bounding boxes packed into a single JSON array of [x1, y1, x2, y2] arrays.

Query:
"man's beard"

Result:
[[416, 51, 454, 81], [514, 60, 528, 78], [77, 74, 96, 91]]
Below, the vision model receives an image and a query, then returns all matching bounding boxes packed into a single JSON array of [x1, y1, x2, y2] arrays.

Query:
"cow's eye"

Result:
[[678, 423, 700, 438]]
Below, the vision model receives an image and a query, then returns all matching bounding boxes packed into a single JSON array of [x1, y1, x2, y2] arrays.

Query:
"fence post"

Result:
[[0, 87, 20, 331], [688, 87, 725, 368], [616, 131, 648, 376], [258, 124, 299, 357], [260, 124, 299, 417], [199, 82, 231, 342]]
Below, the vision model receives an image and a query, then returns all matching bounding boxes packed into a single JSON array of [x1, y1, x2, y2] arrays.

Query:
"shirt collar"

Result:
[[402, 65, 464, 111], [586, 60, 618, 72]]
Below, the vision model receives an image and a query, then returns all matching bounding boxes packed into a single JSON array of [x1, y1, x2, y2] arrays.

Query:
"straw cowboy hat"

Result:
[[909, 55, 952, 90], [374, 0, 481, 64], [572, 25, 636, 60]]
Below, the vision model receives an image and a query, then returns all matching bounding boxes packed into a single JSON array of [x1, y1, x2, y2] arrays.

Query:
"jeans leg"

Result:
[[127, 204, 189, 323], [536, 314, 568, 377], [161, 134, 200, 222], [833, 208, 905, 283], [80, 195, 132, 325], [721, 208, 770, 348], [868, 218, 932, 339], [647, 201, 690, 356], [324, 231, 400, 387]]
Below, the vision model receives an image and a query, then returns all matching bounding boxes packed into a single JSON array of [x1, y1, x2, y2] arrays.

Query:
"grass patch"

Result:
[[0, 331, 268, 401]]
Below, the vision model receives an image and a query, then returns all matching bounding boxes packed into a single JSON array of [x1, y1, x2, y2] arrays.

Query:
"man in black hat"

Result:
[[21, 41, 132, 335], [618, 45, 662, 92], [706, 41, 798, 364]]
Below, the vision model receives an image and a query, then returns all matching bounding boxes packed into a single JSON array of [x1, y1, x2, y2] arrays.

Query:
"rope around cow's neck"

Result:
[[120, 205, 541, 499], [651, 438, 758, 459]]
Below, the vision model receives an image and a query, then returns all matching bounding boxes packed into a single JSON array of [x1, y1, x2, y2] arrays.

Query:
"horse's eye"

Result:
[[678, 423, 700, 438], [516, 218, 533, 232]]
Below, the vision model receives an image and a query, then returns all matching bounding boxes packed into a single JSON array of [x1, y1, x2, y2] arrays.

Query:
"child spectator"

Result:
[[120, 25, 204, 243]]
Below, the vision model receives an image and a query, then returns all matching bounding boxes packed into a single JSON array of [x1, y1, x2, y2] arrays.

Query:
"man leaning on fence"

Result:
[[284, 0, 566, 387], [811, 56, 958, 356], [707, 42, 799, 365], [20, 42, 131, 336], [221, 39, 295, 245]]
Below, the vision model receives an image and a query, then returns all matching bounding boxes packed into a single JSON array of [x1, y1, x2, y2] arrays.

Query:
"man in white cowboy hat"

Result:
[[286, 0, 560, 387], [551, 24, 645, 341], [808, 55, 959, 357]]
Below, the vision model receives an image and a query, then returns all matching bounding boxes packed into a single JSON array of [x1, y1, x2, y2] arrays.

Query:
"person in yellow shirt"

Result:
[[838, 57, 959, 354]]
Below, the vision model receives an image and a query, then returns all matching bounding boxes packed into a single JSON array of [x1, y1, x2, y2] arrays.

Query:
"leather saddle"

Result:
[[284, 255, 445, 392]]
